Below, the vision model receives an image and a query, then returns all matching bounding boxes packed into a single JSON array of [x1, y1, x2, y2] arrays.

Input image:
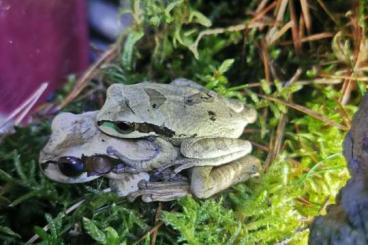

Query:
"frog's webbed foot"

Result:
[[190, 155, 261, 198], [169, 137, 253, 174], [128, 180, 190, 202]]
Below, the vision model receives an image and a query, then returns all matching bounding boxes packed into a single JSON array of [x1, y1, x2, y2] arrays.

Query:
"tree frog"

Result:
[[40, 110, 260, 201], [96, 78, 261, 199], [39, 111, 189, 200]]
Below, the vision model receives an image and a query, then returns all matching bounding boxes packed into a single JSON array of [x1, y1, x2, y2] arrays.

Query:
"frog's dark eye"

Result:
[[57, 156, 85, 177], [115, 121, 135, 134]]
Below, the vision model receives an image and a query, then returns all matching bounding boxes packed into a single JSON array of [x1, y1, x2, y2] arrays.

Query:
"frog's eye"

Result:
[[114, 121, 135, 134], [57, 156, 85, 177]]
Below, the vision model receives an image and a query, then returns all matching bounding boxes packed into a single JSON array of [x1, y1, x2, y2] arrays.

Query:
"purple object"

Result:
[[0, 0, 89, 121]]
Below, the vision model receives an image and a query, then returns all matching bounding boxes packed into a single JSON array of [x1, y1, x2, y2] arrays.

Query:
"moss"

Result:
[[0, 1, 365, 244]]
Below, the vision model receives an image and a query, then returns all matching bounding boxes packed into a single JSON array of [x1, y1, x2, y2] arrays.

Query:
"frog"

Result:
[[40, 110, 260, 202], [96, 78, 261, 200], [39, 111, 190, 201]]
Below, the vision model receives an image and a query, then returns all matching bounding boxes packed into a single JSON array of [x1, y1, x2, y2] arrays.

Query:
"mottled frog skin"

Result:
[[40, 79, 260, 202], [97, 78, 257, 174], [97, 78, 256, 139]]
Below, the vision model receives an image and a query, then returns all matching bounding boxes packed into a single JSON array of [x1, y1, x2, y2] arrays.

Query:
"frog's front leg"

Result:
[[171, 137, 252, 174], [190, 155, 261, 198], [106, 137, 179, 171]]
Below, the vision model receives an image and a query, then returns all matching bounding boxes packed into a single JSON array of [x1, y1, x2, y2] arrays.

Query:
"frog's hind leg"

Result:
[[171, 137, 253, 173], [128, 180, 190, 202], [190, 155, 261, 198]]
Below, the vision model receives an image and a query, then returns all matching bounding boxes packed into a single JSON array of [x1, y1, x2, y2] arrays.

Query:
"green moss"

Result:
[[0, 1, 363, 244]]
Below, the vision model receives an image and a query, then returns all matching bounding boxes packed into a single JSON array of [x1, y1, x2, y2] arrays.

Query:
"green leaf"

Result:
[[45, 213, 58, 239], [83, 217, 106, 244], [121, 31, 144, 70], [0, 226, 21, 238], [105, 227, 120, 245], [189, 10, 212, 27], [34, 226, 50, 241], [218, 59, 235, 74], [9, 191, 37, 207], [13, 152, 27, 182], [260, 79, 271, 95], [0, 169, 15, 182], [164, 0, 183, 21]]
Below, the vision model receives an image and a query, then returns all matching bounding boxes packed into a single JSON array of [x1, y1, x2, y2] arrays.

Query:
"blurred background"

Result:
[[0, 0, 131, 129]]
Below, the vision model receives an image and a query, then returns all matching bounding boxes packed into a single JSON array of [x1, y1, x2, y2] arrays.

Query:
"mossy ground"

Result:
[[1, 1, 367, 244]]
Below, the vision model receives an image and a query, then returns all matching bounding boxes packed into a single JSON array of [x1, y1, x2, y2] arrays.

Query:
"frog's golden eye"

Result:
[[115, 121, 135, 134]]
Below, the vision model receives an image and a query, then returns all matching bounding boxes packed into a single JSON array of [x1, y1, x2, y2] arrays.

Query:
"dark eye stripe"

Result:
[[115, 121, 135, 134], [99, 120, 176, 138]]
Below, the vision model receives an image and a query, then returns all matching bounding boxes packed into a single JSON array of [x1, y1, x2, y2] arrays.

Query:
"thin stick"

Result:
[[288, 0, 301, 53], [189, 21, 274, 58], [134, 222, 163, 245], [258, 94, 348, 131], [151, 203, 162, 245], [300, 0, 311, 33], [264, 113, 287, 170], [58, 44, 119, 109], [316, 0, 339, 24], [26, 199, 85, 244], [0, 82, 48, 133]]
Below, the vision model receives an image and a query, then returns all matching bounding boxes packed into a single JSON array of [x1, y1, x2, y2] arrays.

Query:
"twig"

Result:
[[258, 94, 349, 131], [260, 39, 271, 81], [250, 1, 277, 22], [316, 0, 339, 24], [248, 140, 270, 152], [189, 21, 274, 59], [266, 21, 293, 45], [0, 82, 48, 135], [320, 74, 368, 81], [279, 32, 333, 45], [264, 114, 287, 170], [58, 43, 119, 109], [26, 199, 85, 244], [288, 0, 301, 53], [275, 0, 288, 22], [151, 203, 162, 245], [134, 222, 163, 245], [300, 0, 311, 33], [255, 0, 270, 13]]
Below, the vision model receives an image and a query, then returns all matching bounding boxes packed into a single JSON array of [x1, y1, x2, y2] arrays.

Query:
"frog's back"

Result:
[[99, 82, 256, 138], [122, 83, 253, 139]]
